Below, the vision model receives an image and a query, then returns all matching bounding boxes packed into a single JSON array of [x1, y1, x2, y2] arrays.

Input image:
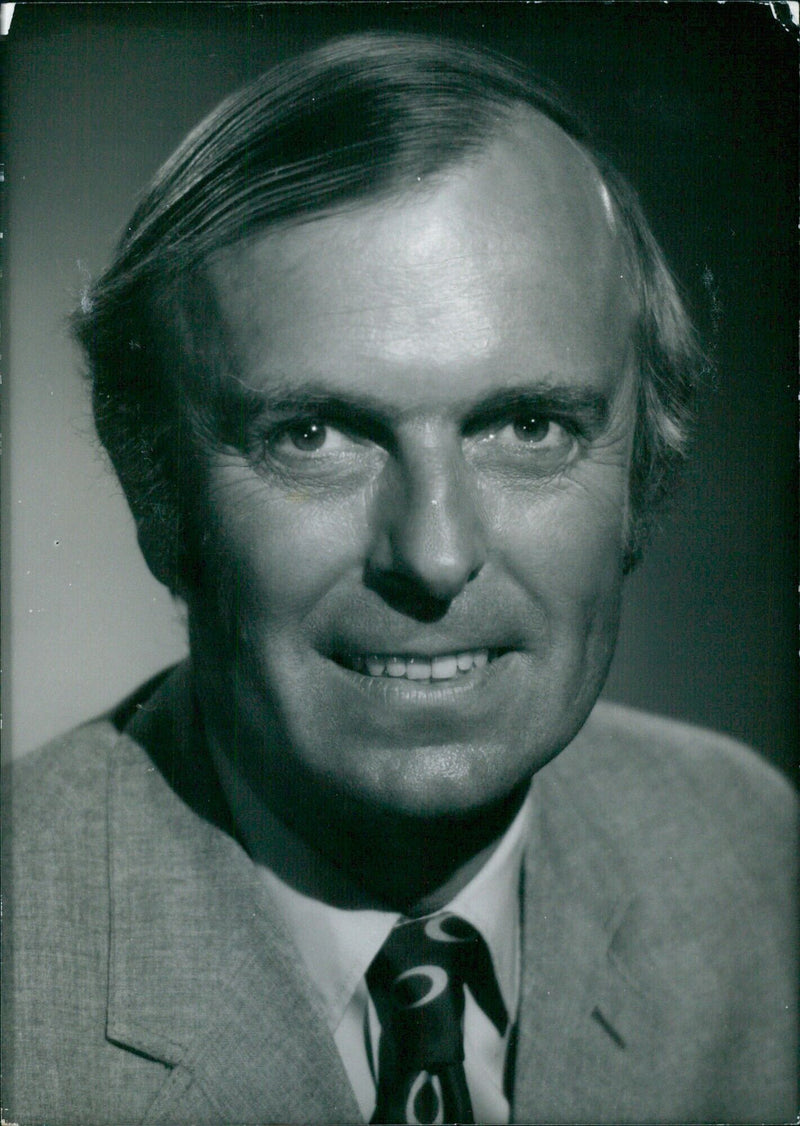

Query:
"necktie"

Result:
[[367, 912, 507, 1125]]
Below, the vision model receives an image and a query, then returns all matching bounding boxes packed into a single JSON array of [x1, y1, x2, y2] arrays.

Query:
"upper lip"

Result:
[[341, 646, 501, 658], [322, 600, 534, 660], [328, 634, 522, 661]]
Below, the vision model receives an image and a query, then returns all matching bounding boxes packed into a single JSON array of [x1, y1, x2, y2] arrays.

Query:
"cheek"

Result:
[[489, 471, 627, 724], [490, 467, 629, 619], [201, 473, 370, 620]]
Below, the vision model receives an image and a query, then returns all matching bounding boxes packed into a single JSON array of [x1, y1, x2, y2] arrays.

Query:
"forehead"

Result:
[[207, 109, 637, 406]]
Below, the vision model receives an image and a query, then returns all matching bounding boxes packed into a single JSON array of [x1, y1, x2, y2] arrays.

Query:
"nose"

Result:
[[366, 435, 487, 610]]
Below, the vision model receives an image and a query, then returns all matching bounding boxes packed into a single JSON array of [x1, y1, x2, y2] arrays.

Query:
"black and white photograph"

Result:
[[2, 3, 797, 1123]]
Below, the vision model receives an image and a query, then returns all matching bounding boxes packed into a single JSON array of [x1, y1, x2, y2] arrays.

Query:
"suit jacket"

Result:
[[2, 662, 796, 1125]]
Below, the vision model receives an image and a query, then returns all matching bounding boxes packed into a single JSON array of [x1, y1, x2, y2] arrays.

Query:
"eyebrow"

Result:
[[215, 377, 611, 445]]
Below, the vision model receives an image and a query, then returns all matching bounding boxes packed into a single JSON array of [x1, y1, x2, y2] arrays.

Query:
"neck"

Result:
[[208, 733, 528, 913], [332, 787, 530, 914]]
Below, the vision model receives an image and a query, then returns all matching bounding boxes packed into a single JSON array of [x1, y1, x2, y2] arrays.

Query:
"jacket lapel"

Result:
[[105, 664, 362, 1125], [513, 721, 663, 1124]]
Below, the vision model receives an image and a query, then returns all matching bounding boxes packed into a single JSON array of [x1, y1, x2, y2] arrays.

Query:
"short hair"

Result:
[[72, 31, 705, 592]]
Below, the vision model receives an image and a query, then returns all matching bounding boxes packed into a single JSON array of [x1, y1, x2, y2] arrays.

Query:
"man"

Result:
[[2, 32, 795, 1126]]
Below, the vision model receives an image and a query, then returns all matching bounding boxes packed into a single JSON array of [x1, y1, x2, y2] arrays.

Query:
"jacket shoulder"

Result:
[[2, 716, 182, 1125], [584, 700, 795, 813], [2, 720, 123, 953], [3, 718, 120, 841], [563, 700, 797, 900]]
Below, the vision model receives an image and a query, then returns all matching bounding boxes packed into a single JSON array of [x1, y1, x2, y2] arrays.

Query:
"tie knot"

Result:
[[372, 913, 479, 991], [368, 912, 507, 1055]]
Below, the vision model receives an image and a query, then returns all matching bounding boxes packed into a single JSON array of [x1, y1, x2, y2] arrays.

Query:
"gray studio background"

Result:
[[4, 3, 797, 778]]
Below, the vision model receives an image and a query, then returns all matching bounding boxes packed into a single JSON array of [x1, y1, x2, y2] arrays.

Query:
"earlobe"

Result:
[[621, 510, 645, 575]]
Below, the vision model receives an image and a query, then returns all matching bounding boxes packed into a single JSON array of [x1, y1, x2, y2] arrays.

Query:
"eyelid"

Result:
[[463, 409, 578, 441], [461, 388, 609, 439], [265, 408, 392, 450], [267, 420, 352, 455]]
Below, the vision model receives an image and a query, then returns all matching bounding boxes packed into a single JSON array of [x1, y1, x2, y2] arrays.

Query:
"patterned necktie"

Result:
[[367, 912, 507, 1125]]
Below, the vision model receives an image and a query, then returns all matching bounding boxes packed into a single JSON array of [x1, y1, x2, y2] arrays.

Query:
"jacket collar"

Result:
[[105, 662, 361, 1124]]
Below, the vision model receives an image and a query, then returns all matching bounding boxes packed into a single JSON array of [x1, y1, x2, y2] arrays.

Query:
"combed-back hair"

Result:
[[72, 31, 705, 592]]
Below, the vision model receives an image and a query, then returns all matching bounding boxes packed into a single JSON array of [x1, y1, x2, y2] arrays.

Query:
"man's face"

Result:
[[189, 113, 638, 834]]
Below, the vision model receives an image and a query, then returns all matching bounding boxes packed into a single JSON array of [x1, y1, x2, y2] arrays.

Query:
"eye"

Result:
[[271, 420, 356, 456], [465, 412, 578, 475], [261, 416, 387, 482], [491, 414, 570, 449], [507, 415, 556, 444]]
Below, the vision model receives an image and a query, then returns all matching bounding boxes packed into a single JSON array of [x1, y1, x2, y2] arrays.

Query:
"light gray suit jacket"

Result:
[[2, 663, 796, 1125]]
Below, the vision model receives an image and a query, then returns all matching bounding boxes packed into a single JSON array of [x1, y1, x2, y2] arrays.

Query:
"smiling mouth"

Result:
[[334, 649, 506, 682]]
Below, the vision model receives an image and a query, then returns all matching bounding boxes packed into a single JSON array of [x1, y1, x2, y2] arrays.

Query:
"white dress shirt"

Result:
[[253, 796, 531, 1123]]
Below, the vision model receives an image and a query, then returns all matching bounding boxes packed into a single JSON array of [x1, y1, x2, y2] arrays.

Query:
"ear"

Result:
[[135, 511, 190, 600], [621, 504, 647, 575]]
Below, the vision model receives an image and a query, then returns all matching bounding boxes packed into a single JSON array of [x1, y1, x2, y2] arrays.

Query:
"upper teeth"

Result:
[[352, 650, 490, 681]]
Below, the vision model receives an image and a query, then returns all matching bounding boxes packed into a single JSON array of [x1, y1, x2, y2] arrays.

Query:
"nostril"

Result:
[[362, 567, 455, 622]]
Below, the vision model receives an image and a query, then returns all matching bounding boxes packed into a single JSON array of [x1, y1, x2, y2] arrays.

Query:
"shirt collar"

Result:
[[446, 789, 530, 1020], [255, 791, 532, 1035]]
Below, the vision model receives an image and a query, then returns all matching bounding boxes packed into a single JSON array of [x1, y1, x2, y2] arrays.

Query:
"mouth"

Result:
[[333, 648, 508, 683]]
